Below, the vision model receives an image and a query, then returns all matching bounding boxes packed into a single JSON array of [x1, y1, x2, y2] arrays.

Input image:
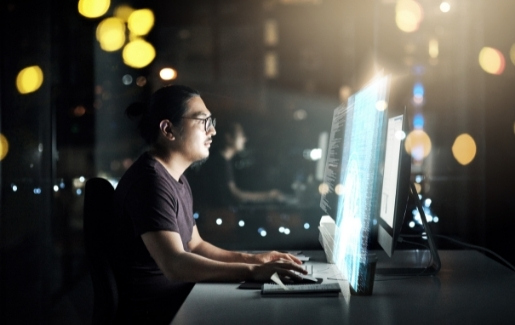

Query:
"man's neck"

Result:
[[149, 148, 188, 181]]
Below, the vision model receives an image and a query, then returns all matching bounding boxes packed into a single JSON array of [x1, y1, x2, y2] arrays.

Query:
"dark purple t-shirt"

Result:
[[113, 152, 195, 315]]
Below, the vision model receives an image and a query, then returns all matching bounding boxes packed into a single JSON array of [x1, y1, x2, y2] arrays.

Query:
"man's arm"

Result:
[[188, 225, 302, 265], [141, 228, 305, 283]]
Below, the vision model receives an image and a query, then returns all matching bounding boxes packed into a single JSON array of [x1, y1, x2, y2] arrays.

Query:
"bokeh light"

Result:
[[479, 47, 505, 75], [159, 68, 177, 81], [375, 100, 388, 111], [413, 82, 424, 104], [78, 0, 110, 18], [318, 183, 329, 195], [339, 85, 352, 103], [122, 39, 156, 68], [73, 105, 86, 117], [413, 113, 424, 129], [96, 17, 126, 52], [429, 39, 439, 58], [440, 1, 451, 13], [264, 19, 279, 46], [136, 76, 147, 87], [264, 52, 278, 78], [0, 134, 9, 161], [16, 65, 44, 94], [114, 4, 134, 22], [510, 44, 515, 66], [452, 133, 477, 165], [396, 0, 424, 33], [405, 129, 432, 160], [127, 9, 154, 36], [334, 184, 344, 195]]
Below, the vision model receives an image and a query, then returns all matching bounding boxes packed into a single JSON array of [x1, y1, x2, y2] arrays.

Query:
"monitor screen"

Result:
[[377, 112, 411, 257], [320, 74, 390, 291]]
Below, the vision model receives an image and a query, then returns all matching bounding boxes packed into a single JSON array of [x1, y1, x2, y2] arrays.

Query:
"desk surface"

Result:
[[171, 250, 515, 325]]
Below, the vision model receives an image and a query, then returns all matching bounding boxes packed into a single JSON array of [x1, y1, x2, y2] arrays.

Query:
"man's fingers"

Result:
[[273, 259, 307, 275]]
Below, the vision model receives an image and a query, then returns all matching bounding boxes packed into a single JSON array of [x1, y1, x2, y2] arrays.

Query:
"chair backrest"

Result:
[[83, 177, 118, 325]]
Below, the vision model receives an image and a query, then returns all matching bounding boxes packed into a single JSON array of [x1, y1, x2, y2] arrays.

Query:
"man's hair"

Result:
[[126, 85, 200, 145]]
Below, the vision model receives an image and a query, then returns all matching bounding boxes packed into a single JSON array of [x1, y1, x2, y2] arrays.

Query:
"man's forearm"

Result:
[[191, 240, 255, 264], [165, 251, 253, 282]]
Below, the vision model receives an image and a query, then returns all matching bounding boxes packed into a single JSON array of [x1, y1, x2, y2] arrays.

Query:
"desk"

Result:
[[171, 250, 515, 325]]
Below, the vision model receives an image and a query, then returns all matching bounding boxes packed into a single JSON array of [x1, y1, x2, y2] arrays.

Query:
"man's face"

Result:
[[173, 96, 216, 163]]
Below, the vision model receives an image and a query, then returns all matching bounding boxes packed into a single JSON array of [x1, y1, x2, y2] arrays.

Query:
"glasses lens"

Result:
[[206, 117, 215, 131]]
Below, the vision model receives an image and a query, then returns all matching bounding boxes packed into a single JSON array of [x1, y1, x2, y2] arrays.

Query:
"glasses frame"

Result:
[[181, 116, 216, 132]]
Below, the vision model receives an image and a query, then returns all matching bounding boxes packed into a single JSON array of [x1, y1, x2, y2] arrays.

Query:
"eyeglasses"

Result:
[[181, 116, 216, 132]]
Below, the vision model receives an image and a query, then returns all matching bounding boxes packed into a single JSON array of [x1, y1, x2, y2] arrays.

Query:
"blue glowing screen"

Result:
[[321, 74, 390, 291]]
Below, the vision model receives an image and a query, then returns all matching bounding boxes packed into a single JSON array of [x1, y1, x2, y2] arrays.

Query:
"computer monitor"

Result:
[[320, 73, 440, 290], [320, 73, 390, 292], [376, 109, 441, 275], [377, 112, 411, 257]]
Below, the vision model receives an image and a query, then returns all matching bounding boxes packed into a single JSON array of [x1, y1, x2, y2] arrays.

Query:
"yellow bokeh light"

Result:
[[122, 39, 156, 68], [159, 68, 177, 81], [510, 44, 515, 66], [0, 133, 9, 161], [318, 183, 329, 195], [96, 17, 126, 52], [452, 134, 476, 166], [127, 9, 154, 36], [78, 0, 110, 18], [16, 65, 44, 94], [429, 38, 439, 58], [405, 129, 432, 160], [479, 47, 505, 75], [396, 0, 423, 33], [114, 4, 134, 22]]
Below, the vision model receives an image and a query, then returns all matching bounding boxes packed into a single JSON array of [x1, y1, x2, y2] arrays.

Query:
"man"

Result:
[[113, 85, 305, 324]]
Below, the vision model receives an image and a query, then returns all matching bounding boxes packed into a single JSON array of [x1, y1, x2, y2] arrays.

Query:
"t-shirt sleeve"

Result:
[[124, 173, 179, 235]]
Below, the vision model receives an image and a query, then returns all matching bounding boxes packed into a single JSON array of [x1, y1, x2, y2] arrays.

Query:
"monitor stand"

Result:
[[376, 183, 441, 276]]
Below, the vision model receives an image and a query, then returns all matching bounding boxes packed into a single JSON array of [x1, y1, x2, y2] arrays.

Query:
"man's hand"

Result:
[[249, 258, 307, 283], [251, 251, 303, 265]]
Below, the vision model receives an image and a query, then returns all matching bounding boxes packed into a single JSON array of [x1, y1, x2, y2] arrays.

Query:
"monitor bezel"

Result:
[[377, 107, 411, 257]]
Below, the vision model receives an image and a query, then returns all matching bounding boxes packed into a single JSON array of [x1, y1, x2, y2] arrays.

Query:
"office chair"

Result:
[[83, 177, 118, 325]]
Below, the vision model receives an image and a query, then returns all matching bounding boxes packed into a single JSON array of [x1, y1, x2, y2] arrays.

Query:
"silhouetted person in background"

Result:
[[192, 121, 284, 210], [112, 85, 305, 324]]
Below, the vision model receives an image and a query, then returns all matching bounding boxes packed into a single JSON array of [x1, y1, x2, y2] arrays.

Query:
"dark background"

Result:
[[1, 0, 514, 323]]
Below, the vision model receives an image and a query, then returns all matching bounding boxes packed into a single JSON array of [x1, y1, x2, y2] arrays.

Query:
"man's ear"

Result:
[[159, 120, 174, 139]]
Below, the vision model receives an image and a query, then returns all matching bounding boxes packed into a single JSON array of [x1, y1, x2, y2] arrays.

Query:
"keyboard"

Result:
[[300, 264, 313, 274], [261, 282, 341, 297]]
